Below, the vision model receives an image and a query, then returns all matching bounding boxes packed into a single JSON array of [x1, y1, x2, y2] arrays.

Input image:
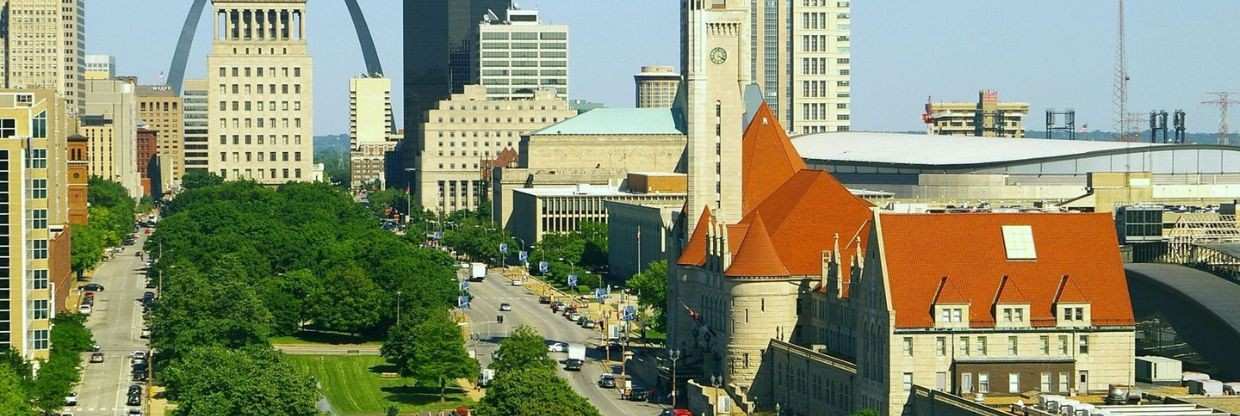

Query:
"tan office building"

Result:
[[0, 89, 74, 361], [634, 65, 679, 108], [417, 85, 574, 214], [85, 54, 116, 81], [137, 85, 185, 190], [0, 0, 86, 115], [747, 0, 851, 134], [924, 90, 1030, 138], [477, 6, 569, 100], [181, 79, 211, 174], [207, 0, 316, 184], [84, 78, 142, 197], [349, 75, 395, 189]]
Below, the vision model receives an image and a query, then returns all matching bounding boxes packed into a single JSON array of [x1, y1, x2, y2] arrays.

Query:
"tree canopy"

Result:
[[490, 326, 555, 373], [625, 260, 669, 332], [71, 177, 137, 274], [473, 367, 600, 416], [407, 310, 478, 401], [162, 346, 319, 416]]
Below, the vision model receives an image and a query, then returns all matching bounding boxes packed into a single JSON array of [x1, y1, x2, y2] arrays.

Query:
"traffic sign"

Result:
[[623, 305, 638, 321], [458, 295, 470, 309], [499, 243, 509, 254], [518, 250, 528, 262], [539, 261, 549, 274], [595, 288, 607, 301], [567, 274, 578, 289]]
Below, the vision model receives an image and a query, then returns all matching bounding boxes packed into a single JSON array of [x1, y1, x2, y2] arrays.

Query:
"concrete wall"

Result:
[[605, 200, 680, 280]]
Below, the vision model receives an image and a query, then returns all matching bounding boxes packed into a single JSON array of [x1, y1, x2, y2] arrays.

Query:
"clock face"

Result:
[[710, 47, 728, 64]]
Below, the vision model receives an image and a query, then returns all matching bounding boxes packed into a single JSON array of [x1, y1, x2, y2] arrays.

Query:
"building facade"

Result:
[[349, 75, 395, 189], [634, 65, 680, 108], [136, 126, 158, 197], [84, 54, 115, 80], [0, 0, 86, 114], [747, 0, 851, 134], [0, 89, 74, 360], [509, 184, 685, 244], [923, 90, 1030, 138], [181, 79, 210, 174], [477, 6, 569, 101], [67, 135, 88, 225], [417, 85, 574, 214], [136, 85, 185, 190], [84, 78, 141, 197], [207, 0, 316, 184]]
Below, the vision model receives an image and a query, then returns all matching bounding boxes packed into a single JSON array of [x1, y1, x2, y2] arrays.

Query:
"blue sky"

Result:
[[90, 1, 1238, 135]]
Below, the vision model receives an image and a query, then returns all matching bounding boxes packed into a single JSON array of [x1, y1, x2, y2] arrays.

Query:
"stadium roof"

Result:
[[791, 132, 1192, 167]]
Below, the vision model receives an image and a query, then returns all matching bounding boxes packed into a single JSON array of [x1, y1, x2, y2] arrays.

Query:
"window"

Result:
[[1003, 308, 1012, 322], [29, 148, 46, 169], [1009, 373, 1020, 393], [33, 299, 48, 320], [936, 372, 947, 391], [32, 179, 47, 199], [31, 209, 46, 229], [1078, 335, 1089, 354], [1041, 372, 1051, 392], [32, 329, 48, 350], [935, 337, 946, 357], [959, 337, 970, 356], [977, 336, 988, 355], [0, 118, 15, 137], [32, 111, 46, 138], [951, 308, 962, 323], [1040, 335, 1050, 354], [31, 269, 47, 290], [902, 373, 913, 392], [978, 373, 990, 393], [1058, 335, 1070, 355], [1058, 372, 1069, 393], [1007, 336, 1018, 355], [961, 373, 973, 394], [32, 239, 47, 259], [1001, 225, 1037, 260], [902, 337, 913, 357]]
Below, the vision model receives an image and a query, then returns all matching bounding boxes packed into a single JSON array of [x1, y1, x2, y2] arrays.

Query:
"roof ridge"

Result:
[[675, 206, 714, 266]]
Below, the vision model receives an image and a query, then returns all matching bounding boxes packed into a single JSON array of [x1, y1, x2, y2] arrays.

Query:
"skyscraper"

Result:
[[402, 0, 510, 188], [207, 0, 316, 184], [181, 79, 210, 174], [349, 75, 395, 190], [476, 6, 568, 100], [84, 78, 142, 198], [137, 85, 185, 189], [634, 65, 680, 108], [0, 0, 86, 115], [751, 0, 851, 134]]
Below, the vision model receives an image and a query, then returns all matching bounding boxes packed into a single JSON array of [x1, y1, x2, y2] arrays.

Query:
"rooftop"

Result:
[[532, 108, 686, 136], [792, 131, 1178, 167], [514, 185, 685, 198]]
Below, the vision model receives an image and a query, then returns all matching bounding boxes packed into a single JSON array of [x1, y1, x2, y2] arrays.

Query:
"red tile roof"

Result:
[[676, 206, 713, 266], [877, 213, 1135, 329], [742, 103, 806, 215], [726, 170, 873, 277], [725, 215, 791, 277]]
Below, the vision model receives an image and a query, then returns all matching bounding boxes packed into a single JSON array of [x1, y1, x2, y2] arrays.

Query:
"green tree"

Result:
[[69, 223, 105, 275], [490, 326, 555, 373], [379, 318, 417, 377], [626, 260, 668, 332], [151, 270, 273, 361], [851, 409, 880, 416], [306, 265, 384, 335], [29, 353, 78, 414], [473, 367, 600, 416], [409, 310, 478, 401], [163, 346, 319, 416], [49, 314, 94, 354], [0, 362, 31, 416], [181, 170, 224, 190], [578, 221, 608, 270]]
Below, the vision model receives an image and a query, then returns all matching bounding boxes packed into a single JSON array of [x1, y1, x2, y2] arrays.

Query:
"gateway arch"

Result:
[[166, 0, 384, 94]]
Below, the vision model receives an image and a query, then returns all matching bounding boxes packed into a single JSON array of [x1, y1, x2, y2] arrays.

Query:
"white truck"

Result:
[[470, 262, 487, 282], [565, 343, 586, 371]]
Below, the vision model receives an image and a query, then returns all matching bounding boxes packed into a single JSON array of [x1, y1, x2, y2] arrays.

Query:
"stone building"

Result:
[[0, 0, 86, 114], [416, 85, 574, 214], [634, 65, 680, 109], [137, 85, 185, 190], [348, 75, 396, 189]]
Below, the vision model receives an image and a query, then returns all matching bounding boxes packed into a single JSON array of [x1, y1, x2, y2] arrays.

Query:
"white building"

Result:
[[85, 54, 116, 80], [349, 75, 395, 189], [181, 79, 210, 174], [477, 6, 568, 101]]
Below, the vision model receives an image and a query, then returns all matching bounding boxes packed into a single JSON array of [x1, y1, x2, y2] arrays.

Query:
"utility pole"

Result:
[[1202, 92, 1240, 145], [1113, 0, 1132, 141]]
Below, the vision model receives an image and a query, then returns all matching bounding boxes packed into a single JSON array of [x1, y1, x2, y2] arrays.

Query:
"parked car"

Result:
[[140, 328, 150, 339], [145, 280, 157, 289], [127, 384, 142, 397], [90, 352, 104, 363], [131, 351, 147, 362], [82, 283, 104, 292], [567, 312, 581, 322], [546, 342, 567, 353], [64, 393, 78, 406], [127, 408, 142, 416], [598, 374, 616, 388], [564, 359, 584, 371], [142, 291, 156, 302], [510, 278, 523, 286], [78, 304, 92, 315], [126, 393, 141, 406], [660, 409, 694, 416], [499, 303, 512, 312], [625, 387, 649, 401], [538, 295, 551, 304], [582, 320, 596, 329]]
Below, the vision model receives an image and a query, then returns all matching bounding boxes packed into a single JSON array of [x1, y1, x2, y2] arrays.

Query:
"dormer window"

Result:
[[1057, 303, 1091, 327], [939, 307, 963, 323], [934, 304, 969, 328], [995, 304, 1029, 328]]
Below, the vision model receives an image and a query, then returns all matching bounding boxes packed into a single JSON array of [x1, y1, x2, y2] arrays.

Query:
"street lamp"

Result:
[[669, 348, 681, 409], [395, 290, 402, 326], [402, 168, 416, 223]]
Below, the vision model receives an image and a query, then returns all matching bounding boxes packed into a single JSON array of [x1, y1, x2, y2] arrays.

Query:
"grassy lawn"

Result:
[[287, 355, 474, 415], [270, 330, 382, 346]]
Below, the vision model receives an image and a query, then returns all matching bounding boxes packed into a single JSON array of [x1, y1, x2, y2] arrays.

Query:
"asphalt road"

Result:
[[72, 230, 151, 415], [463, 269, 664, 416]]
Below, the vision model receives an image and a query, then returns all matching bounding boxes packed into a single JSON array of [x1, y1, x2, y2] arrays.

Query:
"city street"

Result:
[[463, 268, 664, 416], [71, 230, 151, 415]]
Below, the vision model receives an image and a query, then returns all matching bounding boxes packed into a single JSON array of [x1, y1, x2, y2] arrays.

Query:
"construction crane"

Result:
[[1201, 92, 1239, 145]]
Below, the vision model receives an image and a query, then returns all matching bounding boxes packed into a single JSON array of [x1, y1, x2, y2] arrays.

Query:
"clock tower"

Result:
[[683, 0, 751, 230]]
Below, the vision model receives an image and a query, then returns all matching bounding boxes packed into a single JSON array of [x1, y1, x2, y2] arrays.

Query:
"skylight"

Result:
[[1001, 225, 1037, 260]]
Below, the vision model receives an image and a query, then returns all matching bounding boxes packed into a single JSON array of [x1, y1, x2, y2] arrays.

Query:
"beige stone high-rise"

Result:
[[416, 85, 574, 214], [207, 0, 315, 184], [0, 0, 87, 115], [349, 76, 395, 190], [84, 78, 142, 198], [137, 85, 185, 190]]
